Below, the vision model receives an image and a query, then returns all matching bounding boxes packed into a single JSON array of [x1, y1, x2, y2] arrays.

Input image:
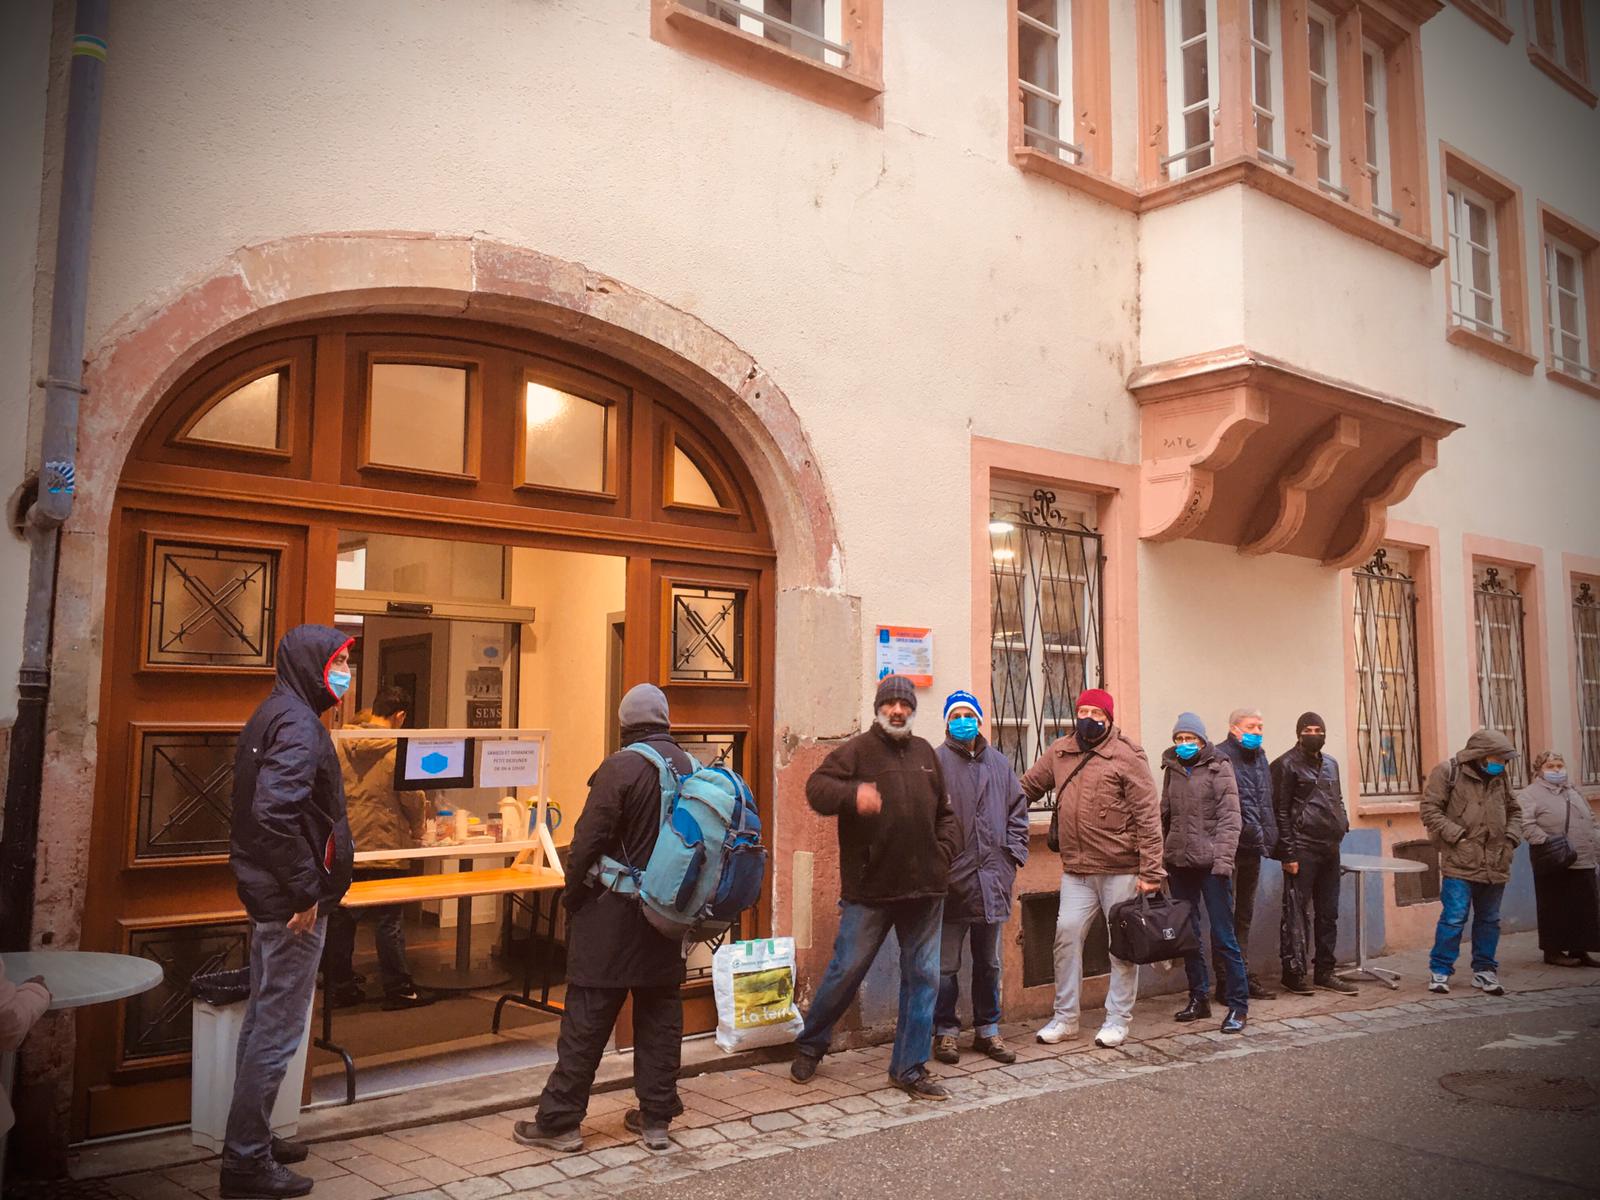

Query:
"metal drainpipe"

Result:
[[0, 0, 109, 954]]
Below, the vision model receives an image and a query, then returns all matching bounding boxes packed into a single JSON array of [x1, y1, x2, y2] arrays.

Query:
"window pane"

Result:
[[337, 531, 506, 602], [147, 540, 278, 668], [1180, 0, 1207, 40], [1184, 107, 1210, 154], [1467, 202, 1489, 247], [124, 921, 250, 1063], [1311, 82, 1329, 138], [1556, 250, 1578, 291], [1252, 0, 1269, 31], [1183, 40, 1210, 106], [187, 372, 282, 450], [670, 585, 746, 682], [1019, 23, 1059, 94], [671, 444, 724, 508], [1559, 290, 1580, 333], [368, 364, 469, 475], [1253, 48, 1273, 106], [136, 730, 238, 859], [522, 381, 607, 493], [1308, 19, 1326, 72]]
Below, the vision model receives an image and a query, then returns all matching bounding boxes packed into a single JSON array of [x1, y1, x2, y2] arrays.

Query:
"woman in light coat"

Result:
[[1517, 750, 1600, 968]]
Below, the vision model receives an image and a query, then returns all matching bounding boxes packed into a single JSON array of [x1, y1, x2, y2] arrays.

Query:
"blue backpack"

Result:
[[587, 743, 767, 942]]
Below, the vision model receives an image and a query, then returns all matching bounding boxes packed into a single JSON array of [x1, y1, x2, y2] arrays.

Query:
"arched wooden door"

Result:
[[78, 316, 775, 1137]]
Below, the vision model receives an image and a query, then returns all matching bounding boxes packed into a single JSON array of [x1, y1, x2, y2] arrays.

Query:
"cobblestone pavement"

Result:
[[99, 968, 1600, 1200]]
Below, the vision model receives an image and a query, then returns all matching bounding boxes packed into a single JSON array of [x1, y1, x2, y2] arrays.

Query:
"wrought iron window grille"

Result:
[[1575, 581, 1600, 786], [1473, 565, 1532, 787], [989, 488, 1105, 813], [1353, 548, 1423, 797]]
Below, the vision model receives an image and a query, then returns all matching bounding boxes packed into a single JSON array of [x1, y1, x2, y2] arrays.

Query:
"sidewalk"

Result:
[[79, 932, 1600, 1200]]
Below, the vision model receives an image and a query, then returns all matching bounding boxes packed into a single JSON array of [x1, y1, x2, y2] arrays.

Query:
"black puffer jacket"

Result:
[[230, 625, 356, 922], [1214, 734, 1278, 856], [807, 724, 959, 904], [1270, 744, 1349, 862], [564, 726, 691, 988]]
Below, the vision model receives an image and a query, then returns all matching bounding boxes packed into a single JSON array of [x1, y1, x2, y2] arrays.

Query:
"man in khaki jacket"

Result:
[[1420, 727, 1522, 996], [1020, 688, 1163, 1049]]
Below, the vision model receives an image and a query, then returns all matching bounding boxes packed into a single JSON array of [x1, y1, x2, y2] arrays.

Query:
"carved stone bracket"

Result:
[[1128, 347, 1461, 563]]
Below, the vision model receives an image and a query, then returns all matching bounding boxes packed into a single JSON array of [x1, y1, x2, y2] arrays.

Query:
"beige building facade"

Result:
[[2, 0, 1598, 1149]]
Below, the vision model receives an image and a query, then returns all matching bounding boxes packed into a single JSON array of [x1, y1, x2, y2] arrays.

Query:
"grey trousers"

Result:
[[223, 915, 326, 1170]]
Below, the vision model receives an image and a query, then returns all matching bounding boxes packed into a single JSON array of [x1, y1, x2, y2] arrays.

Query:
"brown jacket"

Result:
[[0, 957, 50, 1134], [1021, 727, 1165, 885], [337, 718, 425, 870], [1419, 728, 1523, 885]]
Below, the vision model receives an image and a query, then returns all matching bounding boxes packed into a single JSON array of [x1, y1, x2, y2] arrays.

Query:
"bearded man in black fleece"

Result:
[[790, 674, 961, 1100]]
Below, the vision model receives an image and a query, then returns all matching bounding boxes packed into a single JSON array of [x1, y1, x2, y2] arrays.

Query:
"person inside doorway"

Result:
[[322, 688, 433, 1010]]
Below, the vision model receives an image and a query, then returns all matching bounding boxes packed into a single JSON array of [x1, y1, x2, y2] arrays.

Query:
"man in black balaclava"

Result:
[[1270, 712, 1358, 996]]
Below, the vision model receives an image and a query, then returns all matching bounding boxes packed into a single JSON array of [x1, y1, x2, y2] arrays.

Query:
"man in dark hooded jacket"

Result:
[[515, 684, 690, 1154], [222, 625, 355, 1199]]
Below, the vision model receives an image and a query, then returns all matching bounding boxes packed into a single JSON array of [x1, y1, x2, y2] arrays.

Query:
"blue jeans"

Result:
[[1429, 876, 1505, 977], [796, 897, 943, 1082], [223, 916, 325, 1170], [1168, 866, 1248, 1011], [933, 920, 1004, 1038]]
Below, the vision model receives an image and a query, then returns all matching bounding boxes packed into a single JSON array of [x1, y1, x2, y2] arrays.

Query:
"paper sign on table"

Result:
[[478, 740, 541, 788], [875, 625, 933, 688]]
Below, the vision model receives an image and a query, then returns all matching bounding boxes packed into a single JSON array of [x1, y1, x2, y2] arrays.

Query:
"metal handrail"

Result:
[[1022, 123, 1084, 162], [1257, 147, 1296, 173], [1018, 78, 1062, 105], [1017, 10, 1059, 36], [1553, 353, 1598, 381], [1451, 311, 1513, 341], [1318, 179, 1351, 201], [1373, 203, 1403, 226], [1159, 139, 1214, 168], [700, 0, 852, 61]]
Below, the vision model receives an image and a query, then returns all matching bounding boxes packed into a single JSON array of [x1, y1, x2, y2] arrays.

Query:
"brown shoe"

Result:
[[973, 1034, 1016, 1064], [932, 1034, 960, 1064]]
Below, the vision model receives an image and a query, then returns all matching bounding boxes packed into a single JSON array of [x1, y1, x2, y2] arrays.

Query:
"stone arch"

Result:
[[35, 231, 853, 954]]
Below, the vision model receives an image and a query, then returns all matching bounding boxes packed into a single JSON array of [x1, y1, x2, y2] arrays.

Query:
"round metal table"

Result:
[[1337, 853, 1428, 989], [0, 950, 164, 1010]]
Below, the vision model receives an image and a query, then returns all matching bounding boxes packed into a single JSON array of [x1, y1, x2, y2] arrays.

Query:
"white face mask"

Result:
[[1543, 769, 1568, 786]]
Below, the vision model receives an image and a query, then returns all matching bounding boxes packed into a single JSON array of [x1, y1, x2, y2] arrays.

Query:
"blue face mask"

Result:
[[948, 716, 980, 742], [1482, 760, 1506, 777], [1543, 770, 1568, 786], [1174, 741, 1200, 761], [327, 669, 352, 699], [1239, 732, 1263, 750]]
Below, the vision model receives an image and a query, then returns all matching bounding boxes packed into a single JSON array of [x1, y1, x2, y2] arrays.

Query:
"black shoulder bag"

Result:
[[1530, 792, 1577, 877], [1045, 753, 1096, 854]]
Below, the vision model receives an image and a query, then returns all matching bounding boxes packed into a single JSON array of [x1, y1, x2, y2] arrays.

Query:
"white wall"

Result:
[[0, 1, 53, 725]]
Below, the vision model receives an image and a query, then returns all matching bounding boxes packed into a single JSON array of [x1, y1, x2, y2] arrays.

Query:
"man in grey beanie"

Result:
[[515, 683, 692, 1154]]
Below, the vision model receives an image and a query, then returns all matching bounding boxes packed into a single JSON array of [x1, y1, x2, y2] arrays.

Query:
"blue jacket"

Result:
[[1214, 734, 1278, 857], [937, 734, 1029, 925], [230, 625, 356, 923]]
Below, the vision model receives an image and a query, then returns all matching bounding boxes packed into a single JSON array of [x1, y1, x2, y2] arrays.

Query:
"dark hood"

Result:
[[274, 624, 352, 714], [1457, 727, 1517, 765]]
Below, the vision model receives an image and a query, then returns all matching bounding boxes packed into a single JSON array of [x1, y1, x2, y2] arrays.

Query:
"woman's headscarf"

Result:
[[1529, 749, 1567, 777]]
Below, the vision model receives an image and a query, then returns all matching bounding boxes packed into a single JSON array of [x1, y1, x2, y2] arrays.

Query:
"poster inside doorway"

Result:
[[875, 625, 933, 688]]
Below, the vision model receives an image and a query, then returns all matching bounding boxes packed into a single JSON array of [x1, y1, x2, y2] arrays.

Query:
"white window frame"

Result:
[[1546, 235, 1593, 380], [1017, 0, 1080, 164], [1362, 40, 1394, 221], [1307, 6, 1344, 196], [1250, 0, 1289, 169], [1448, 183, 1506, 342], [701, 0, 847, 68], [1164, 0, 1220, 179]]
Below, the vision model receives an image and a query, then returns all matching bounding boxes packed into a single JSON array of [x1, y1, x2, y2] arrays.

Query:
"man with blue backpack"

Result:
[[790, 674, 961, 1100], [514, 684, 696, 1154]]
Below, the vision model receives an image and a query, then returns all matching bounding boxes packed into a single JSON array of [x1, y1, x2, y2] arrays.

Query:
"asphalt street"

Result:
[[632, 995, 1600, 1200]]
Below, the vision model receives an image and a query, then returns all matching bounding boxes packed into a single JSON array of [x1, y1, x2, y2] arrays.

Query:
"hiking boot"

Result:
[[269, 1137, 309, 1164], [1174, 995, 1211, 1023], [933, 1034, 960, 1064], [511, 1121, 583, 1153], [1428, 972, 1450, 994], [380, 984, 435, 1010], [1219, 1008, 1247, 1035], [1035, 1017, 1079, 1044], [623, 1108, 672, 1152], [790, 1050, 821, 1082], [1280, 972, 1314, 996], [1313, 970, 1359, 995], [894, 1070, 950, 1101], [1247, 977, 1278, 1001], [973, 1034, 1016, 1064], [1471, 970, 1506, 996], [219, 1163, 313, 1199]]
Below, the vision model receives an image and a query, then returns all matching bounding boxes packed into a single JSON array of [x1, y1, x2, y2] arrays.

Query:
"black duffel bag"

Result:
[[1107, 891, 1198, 965], [190, 966, 253, 1006], [1530, 800, 1577, 877]]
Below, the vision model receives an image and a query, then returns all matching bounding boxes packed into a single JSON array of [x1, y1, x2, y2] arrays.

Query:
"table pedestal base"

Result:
[[1337, 963, 1401, 990]]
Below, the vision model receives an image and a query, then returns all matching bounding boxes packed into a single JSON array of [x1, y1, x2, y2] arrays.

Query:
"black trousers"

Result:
[[1214, 850, 1263, 986], [1280, 850, 1340, 978], [535, 983, 684, 1132]]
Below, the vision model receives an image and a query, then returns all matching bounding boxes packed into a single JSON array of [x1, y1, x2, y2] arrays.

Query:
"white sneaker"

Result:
[[1093, 1023, 1128, 1049], [1035, 1018, 1079, 1044], [1471, 971, 1505, 996], [1428, 972, 1450, 994]]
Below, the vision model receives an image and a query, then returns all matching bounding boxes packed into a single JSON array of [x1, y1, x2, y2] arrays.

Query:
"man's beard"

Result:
[[875, 713, 914, 740]]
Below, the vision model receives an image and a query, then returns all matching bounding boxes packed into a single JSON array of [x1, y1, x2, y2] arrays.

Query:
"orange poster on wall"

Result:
[[875, 625, 933, 688]]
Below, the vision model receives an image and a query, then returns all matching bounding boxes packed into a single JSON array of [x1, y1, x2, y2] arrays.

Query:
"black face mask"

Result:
[[1076, 717, 1108, 745], [1299, 733, 1326, 755]]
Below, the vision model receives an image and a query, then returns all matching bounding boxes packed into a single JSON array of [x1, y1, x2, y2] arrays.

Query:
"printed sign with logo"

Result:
[[874, 625, 934, 688]]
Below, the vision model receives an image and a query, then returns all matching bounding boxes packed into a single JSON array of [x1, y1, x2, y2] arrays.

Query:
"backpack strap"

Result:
[[588, 741, 697, 896]]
